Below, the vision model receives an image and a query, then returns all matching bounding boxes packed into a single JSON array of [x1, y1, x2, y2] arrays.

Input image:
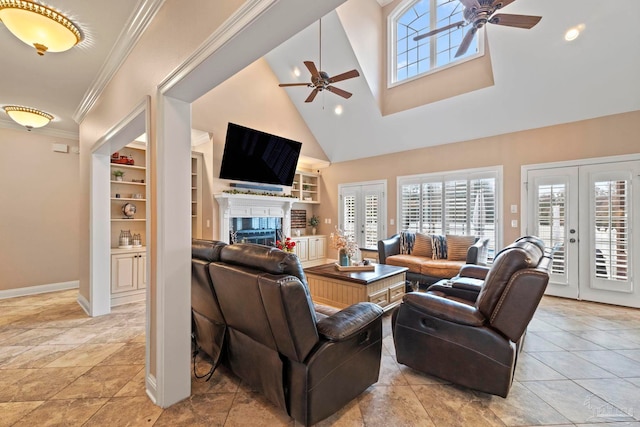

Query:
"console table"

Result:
[[304, 263, 408, 312]]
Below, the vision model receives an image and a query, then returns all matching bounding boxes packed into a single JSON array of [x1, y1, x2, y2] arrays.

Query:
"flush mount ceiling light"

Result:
[[0, 0, 83, 56], [3, 105, 54, 130]]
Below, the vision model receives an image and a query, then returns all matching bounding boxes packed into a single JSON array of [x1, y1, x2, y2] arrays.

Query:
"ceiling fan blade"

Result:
[[454, 26, 477, 58], [305, 87, 320, 103], [328, 69, 360, 84], [414, 20, 465, 41], [458, 0, 480, 9], [489, 13, 541, 29], [491, 0, 516, 10], [326, 85, 352, 99], [304, 61, 321, 79], [279, 83, 311, 87]]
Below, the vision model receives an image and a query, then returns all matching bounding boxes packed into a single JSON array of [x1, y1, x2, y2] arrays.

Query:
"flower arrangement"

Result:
[[275, 237, 296, 252], [329, 227, 359, 262], [308, 215, 320, 227]]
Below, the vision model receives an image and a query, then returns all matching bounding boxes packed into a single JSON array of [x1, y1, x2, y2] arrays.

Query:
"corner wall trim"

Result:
[[0, 280, 79, 300], [146, 373, 158, 404], [77, 293, 91, 316]]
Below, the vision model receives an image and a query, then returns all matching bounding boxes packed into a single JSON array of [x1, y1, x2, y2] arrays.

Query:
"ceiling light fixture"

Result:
[[334, 105, 343, 115], [3, 105, 54, 130], [0, 0, 83, 56], [564, 24, 585, 42]]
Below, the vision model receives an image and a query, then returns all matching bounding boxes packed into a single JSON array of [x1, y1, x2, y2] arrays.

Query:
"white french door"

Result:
[[526, 160, 640, 308], [339, 181, 386, 250]]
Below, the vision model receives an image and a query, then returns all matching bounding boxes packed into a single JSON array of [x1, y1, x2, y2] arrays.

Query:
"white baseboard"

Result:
[[146, 373, 158, 405], [0, 280, 79, 300], [77, 293, 91, 316]]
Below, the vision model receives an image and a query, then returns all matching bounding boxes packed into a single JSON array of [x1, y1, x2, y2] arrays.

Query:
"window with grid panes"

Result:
[[391, 0, 479, 84], [398, 168, 500, 259]]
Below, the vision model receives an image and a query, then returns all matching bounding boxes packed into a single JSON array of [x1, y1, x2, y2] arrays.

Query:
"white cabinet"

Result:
[[111, 249, 146, 305], [292, 171, 320, 203], [291, 235, 326, 267], [309, 236, 326, 261], [292, 237, 309, 261]]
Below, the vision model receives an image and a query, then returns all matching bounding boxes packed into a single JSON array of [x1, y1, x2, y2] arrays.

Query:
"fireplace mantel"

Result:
[[214, 193, 298, 244]]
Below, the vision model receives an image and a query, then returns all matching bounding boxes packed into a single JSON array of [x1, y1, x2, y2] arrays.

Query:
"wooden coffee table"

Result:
[[304, 263, 408, 312]]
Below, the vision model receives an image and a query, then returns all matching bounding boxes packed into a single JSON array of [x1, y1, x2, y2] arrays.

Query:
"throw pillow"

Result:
[[413, 232, 433, 258], [447, 234, 477, 261], [400, 231, 416, 254], [431, 234, 447, 259]]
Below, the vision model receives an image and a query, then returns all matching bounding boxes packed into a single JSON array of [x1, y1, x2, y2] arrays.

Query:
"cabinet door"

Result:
[[294, 238, 308, 261], [111, 253, 136, 293], [136, 252, 147, 289], [316, 237, 326, 259], [308, 238, 318, 260]]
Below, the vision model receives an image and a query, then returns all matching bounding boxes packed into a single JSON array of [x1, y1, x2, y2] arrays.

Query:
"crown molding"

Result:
[[73, 0, 166, 124], [0, 118, 79, 140], [376, 0, 394, 6]]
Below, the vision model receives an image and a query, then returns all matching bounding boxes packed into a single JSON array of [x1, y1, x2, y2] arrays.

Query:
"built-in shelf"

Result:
[[110, 180, 146, 186], [292, 171, 320, 204], [110, 144, 147, 308]]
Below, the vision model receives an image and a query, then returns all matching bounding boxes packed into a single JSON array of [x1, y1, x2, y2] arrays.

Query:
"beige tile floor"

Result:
[[1, 289, 640, 426]]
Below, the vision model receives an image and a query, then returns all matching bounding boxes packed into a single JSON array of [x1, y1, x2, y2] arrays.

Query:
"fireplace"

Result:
[[214, 193, 296, 245], [230, 217, 282, 245]]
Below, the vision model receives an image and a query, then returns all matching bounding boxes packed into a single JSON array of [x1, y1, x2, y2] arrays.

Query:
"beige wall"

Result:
[[0, 128, 79, 291], [315, 110, 640, 256]]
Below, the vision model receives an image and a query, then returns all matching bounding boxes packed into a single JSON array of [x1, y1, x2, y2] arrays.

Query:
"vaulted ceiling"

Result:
[[2, 0, 639, 163]]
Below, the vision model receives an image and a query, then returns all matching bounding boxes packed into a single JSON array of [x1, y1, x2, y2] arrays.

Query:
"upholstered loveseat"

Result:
[[378, 232, 488, 286], [191, 240, 384, 426]]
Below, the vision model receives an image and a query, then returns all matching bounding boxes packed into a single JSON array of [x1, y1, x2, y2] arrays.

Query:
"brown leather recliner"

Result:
[[392, 237, 551, 397], [191, 239, 228, 366], [207, 243, 384, 426]]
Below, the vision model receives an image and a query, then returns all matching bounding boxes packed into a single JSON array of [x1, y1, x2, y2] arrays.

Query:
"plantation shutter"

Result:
[[364, 193, 380, 249], [444, 179, 468, 234], [401, 183, 421, 233], [343, 194, 356, 239], [594, 179, 629, 281], [421, 182, 442, 234]]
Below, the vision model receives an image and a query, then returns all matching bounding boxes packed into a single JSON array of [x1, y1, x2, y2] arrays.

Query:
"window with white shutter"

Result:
[[398, 167, 501, 257], [594, 179, 628, 281]]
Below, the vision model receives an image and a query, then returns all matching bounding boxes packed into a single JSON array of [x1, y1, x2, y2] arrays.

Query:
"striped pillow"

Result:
[[431, 234, 447, 260], [446, 235, 476, 261], [413, 233, 432, 258]]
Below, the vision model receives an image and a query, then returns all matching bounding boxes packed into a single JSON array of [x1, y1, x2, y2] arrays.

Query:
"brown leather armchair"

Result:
[[392, 237, 551, 397], [207, 243, 384, 426]]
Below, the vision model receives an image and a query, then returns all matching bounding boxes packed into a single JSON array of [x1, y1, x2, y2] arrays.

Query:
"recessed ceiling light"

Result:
[[334, 105, 343, 115], [564, 24, 585, 42], [293, 67, 301, 77]]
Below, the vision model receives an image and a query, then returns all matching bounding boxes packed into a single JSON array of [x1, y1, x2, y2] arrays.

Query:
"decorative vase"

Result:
[[312, 227, 317, 235], [339, 248, 349, 266]]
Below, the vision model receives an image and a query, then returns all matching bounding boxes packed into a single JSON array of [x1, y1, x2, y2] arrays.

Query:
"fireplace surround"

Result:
[[214, 193, 297, 244]]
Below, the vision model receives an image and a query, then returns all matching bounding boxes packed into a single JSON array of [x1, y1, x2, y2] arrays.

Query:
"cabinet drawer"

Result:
[[369, 288, 389, 307], [389, 282, 406, 303]]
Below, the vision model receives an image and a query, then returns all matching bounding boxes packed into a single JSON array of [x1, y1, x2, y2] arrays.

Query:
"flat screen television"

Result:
[[219, 122, 302, 187]]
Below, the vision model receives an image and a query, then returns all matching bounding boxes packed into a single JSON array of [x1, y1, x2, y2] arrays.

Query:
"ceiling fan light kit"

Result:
[[3, 105, 54, 130], [413, 0, 541, 58], [0, 0, 83, 56]]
